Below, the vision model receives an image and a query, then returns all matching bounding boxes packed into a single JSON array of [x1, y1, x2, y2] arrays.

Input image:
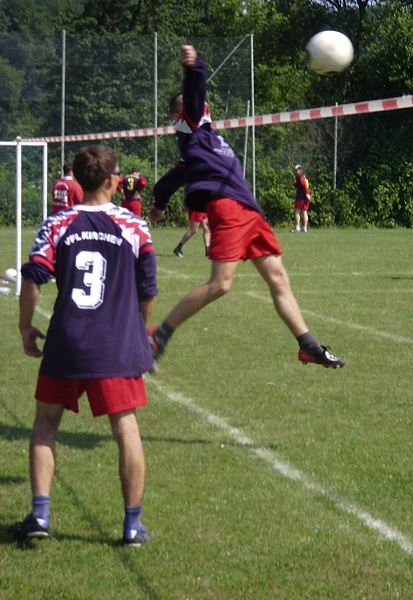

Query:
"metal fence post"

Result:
[[154, 32, 158, 183], [250, 34, 256, 197], [61, 29, 66, 174], [333, 101, 338, 203]]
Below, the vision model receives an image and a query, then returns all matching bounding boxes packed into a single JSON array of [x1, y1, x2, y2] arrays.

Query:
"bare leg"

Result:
[[179, 221, 200, 247], [109, 410, 145, 507], [302, 210, 308, 232], [201, 218, 211, 253], [253, 254, 308, 337], [30, 401, 64, 496], [166, 260, 239, 329], [293, 209, 301, 232]]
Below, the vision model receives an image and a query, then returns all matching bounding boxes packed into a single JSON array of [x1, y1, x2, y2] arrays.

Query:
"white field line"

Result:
[[246, 290, 413, 345], [157, 266, 191, 280], [149, 378, 413, 556], [33, 304, 413, 556]]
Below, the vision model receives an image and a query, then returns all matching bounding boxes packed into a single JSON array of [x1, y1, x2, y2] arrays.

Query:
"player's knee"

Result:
[[208, 278, 232, 299]]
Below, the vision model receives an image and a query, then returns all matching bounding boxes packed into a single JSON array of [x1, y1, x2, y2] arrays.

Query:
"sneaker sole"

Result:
[[298, 351, 345, 368], [26, 531, 49, 539]]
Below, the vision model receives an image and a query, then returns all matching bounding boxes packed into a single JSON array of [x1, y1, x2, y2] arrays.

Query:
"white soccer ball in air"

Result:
[[3, 267, 17, 282], [306, 31, 354, 75]]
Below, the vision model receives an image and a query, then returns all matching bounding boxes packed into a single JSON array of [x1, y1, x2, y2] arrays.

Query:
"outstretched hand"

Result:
[[20, 326, 45, 358], [180, 45, 197, 67]]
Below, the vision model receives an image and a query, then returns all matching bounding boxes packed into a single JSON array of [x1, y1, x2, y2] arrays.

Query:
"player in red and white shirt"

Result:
[[292, 164, 311, 233], [118, 167, 147, 217], [51, 162, 84, 214], [16, 146, 157, 546]]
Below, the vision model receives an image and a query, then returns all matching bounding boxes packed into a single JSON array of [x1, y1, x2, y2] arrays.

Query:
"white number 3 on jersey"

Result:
[[72, 251, 107, 310]]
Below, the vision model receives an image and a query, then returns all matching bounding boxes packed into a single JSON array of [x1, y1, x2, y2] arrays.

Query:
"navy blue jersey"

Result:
[[22, 204, 157, 378], [120, 174, 147, 201], [176, 57, 261, 214]]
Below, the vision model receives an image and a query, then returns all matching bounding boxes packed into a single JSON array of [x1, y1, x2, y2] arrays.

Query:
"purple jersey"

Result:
[[21, 204, 157, 378], [172, 57, 261, 214]]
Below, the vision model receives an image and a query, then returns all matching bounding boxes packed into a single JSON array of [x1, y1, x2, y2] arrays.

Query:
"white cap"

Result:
[[294, 164, 302, 170]]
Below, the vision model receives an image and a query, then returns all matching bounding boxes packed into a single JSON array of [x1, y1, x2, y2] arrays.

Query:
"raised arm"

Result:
[[181, 45, 207, 126]]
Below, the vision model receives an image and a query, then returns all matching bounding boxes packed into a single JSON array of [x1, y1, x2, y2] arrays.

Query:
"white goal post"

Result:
[[0, 138, 48, 296]]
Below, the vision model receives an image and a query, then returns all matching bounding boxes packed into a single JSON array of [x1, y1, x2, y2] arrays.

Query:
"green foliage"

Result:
[[0, 1, 412, 227]]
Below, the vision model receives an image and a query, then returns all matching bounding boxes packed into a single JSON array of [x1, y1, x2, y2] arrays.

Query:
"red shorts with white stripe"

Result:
[[294, 199, 310, 211], [35, 375, 147, 417], [188, 210, 208, 223], [206, 197, 282, 262]]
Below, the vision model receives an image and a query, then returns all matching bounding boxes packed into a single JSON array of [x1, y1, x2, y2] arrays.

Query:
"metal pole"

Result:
[[243, 100, 250, 177], [154, 32, 158, 183], [42, 142, 48, 220], [333, 101, 338, 202], [207, 35, 249, 83], [250, 34, 256, 197], [61, 29, 66, 174], [16, 137, 22, 296]]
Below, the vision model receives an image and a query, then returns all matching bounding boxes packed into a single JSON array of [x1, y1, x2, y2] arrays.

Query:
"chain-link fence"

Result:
[[0, 33, 254, 225], [1, 32, 412, 228]]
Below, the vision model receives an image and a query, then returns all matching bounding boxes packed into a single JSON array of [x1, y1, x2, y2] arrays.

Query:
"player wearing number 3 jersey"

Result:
[[16, 145, 157, 546]]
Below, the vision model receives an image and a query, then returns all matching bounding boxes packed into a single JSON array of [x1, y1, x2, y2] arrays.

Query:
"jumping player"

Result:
[[16, 145, 157, 546], [292, 164, 311, 233], [51, 162, 83, 214], [148, 45, 345, 369], [119, 167, 147, 216]]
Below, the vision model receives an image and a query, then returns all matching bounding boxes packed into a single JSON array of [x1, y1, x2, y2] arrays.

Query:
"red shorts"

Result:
[[206, 197, 282, 261], [294, 199, 310, 211], [35, 375, 148, 417], [188, 210, 207, 223], [122, 200, 142, 217]]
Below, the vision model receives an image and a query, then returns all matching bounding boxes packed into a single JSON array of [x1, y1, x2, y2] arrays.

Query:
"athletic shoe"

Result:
[[298, 345, 345, 368], [147, 324, 165, 362], [122, 528, 151, 547], [173, 246, 184, 258], [291, 228, 301, 233], [14, 514, 49, 539]]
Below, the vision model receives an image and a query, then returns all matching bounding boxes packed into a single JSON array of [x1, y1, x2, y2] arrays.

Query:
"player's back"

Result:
[[32, 204, 154, 378]]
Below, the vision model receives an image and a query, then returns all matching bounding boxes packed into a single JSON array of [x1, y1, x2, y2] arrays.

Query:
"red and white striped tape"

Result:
[[23, 94, 413, 144]]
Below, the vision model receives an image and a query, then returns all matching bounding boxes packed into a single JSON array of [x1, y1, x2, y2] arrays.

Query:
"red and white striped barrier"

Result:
[[23, 94, 413, 144]]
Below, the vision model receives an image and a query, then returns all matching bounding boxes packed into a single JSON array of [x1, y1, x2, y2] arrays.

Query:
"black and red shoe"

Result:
[[298, 345, 345, 368]]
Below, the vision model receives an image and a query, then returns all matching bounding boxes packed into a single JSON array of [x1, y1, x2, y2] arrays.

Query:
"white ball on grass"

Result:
[[3, 268, 17, 282]]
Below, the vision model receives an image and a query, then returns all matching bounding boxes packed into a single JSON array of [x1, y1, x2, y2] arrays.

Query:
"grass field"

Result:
[[1, 225, 413, 600]]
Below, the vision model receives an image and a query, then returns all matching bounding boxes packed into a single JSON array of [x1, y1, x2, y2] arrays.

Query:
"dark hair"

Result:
[[63, 162, 73, 176], [131, 166, 140, 173], [169, 92, 183, 114], [73, 146, 118, 192]]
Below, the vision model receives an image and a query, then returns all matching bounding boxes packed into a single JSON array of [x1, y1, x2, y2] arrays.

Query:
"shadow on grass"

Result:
[[0, 475, 25, 485], [386, 275, 413, 280], [142, 433, 279, 451], [2, 477, 161, 600], [0, 421, 111, 449]]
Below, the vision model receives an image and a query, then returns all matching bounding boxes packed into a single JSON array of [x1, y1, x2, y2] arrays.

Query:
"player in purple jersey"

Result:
[[15, 145, 157, 546], [149, 45, 345, 369]]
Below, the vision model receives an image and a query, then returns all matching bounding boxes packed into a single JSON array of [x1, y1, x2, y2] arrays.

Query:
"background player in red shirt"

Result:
[[119, 167, 147, 216], [292, 164, 311, 233], [173, 210, 210, 258], [16, 145, 157, 546], [51, 162, 84, 214]]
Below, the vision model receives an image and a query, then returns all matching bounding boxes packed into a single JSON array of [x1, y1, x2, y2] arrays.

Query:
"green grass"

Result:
[[1, 225, 413, 599]]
